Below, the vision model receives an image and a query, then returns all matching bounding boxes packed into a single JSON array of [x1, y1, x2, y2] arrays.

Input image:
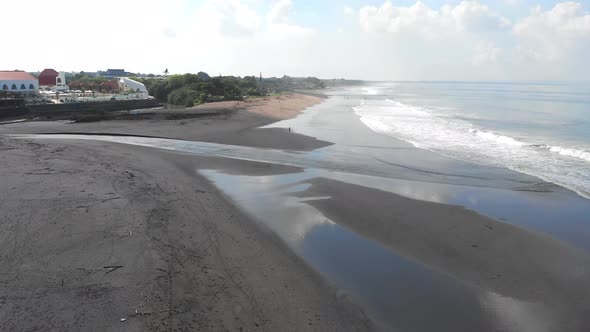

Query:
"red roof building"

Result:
[[68, 81, 82, 90], [39, 69, 59, 86], [0, 70, 39, 93], [0, 71, 37, 81], [100, 80, 119, 92]]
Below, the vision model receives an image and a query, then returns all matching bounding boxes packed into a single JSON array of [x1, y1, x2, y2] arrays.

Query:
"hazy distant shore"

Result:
[[1, 92, 590, 331]]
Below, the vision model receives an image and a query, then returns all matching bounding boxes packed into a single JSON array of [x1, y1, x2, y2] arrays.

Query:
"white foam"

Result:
[[469, 129, 526, 147], [547, 146, 590, 163], [362, 87, 380, 95], [354, 98, 590, 199]]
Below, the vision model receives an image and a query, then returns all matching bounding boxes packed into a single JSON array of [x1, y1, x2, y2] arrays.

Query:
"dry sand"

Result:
[[187, 93, 322, 120]]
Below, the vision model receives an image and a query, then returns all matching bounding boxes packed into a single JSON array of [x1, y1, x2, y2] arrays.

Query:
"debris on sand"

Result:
[[104, 266, 124, 274]]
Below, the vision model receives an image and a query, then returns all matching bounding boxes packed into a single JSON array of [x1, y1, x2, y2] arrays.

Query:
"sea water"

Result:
[[353, 81, 590, 199]]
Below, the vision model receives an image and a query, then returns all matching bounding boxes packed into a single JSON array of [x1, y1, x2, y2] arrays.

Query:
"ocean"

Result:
[[353, 81, 590, 199]]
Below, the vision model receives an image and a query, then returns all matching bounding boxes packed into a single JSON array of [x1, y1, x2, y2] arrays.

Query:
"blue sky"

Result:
[[4, 1, 590, 80]]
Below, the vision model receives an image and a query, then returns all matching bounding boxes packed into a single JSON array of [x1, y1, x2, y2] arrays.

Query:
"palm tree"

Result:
[[164, 68, 169, 76]]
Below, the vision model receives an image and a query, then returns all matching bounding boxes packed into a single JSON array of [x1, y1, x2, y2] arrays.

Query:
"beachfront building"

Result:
[[39, 69, 69, 91], [118, 77, 148, 95], [38, 69, 58, 86], [0, 71, 39, 94], [99, 80, 119, 93]]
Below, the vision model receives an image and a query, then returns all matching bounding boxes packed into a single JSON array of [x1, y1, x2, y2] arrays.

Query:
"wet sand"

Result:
[[300, 178, 590, 330], [2, 93, 590, 331], [198, 168, 590, 331]]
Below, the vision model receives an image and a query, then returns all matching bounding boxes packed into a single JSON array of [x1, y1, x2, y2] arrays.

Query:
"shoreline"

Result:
[[263, 91, 590, 250], [2, 92, 590, 331], [0, 93, 329, 151]]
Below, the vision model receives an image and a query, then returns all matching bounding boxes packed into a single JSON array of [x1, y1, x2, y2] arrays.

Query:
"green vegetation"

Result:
[[262, 76, 325, 91], [137, 72, 325, 107], [68, 73, 110, 85], [63, 71, 325, 106], [137, 72, 262, 107]]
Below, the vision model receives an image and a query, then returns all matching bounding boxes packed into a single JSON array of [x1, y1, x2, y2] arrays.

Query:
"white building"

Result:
[[55, 71, 69, 91], [118, 77, 148, 95], [39, 69, 69, 91], [0, 71, 39, 93]]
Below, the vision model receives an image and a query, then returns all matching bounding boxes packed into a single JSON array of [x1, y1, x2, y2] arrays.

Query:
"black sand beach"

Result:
[[0, 95, 374, 331], [2, 93, 590, 331]]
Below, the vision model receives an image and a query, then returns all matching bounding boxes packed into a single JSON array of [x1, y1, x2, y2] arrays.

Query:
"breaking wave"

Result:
[[354, 99, 590, 199], [544, 146, 590, 163]]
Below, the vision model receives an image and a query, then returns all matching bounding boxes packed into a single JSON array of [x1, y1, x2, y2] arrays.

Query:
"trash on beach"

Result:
[[104, 265, 124, 274]]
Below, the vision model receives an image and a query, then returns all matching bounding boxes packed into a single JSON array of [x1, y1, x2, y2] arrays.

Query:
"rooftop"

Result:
[[40, 69, 58, 76], [0, 71, 37, 81]]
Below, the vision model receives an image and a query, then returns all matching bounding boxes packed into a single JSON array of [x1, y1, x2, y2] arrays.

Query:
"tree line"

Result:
[[137, 73, 262, 107], [137, 73, 326, 107]]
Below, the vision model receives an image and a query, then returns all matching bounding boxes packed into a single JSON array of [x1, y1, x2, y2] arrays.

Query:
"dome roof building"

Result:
[[0, 71, 39, 94]]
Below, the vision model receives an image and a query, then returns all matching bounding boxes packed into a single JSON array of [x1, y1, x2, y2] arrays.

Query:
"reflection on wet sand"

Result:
[[202, 170, 333, 245], [201, 170, 490, 331], [10, 134, 590, 331], [201, 169, 587, 332], [13, 134, 590, 247], [480, 291, 555, 332], [8, 134, 541, 190], [12, 133, 590, 241]]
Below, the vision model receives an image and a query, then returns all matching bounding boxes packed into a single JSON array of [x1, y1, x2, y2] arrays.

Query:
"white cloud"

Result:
[[514, 2, 590, 38], [472, 41, 502, 65], [352, 1, 589, 79], [514, 45, 553, 62], [359, 1, 510, 38], [512, 2, 590, 63], [162, 27, 178, 39], [3, 0, 184, 41], [2, 0, 185, 72], [344, 6, 355, 17], [197, 0, 262, 37], [268, 0, 294, 24], [1, 0, 589, 80], [504, 0, 522, 6], [184, 0, 314, 77], [265, 0, 314, 40]]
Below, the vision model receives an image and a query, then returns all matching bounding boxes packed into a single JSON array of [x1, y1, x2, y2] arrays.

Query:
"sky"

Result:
[[4, 0, 590, 80]]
